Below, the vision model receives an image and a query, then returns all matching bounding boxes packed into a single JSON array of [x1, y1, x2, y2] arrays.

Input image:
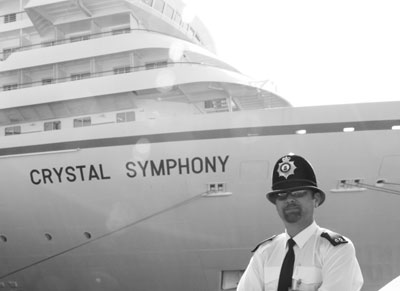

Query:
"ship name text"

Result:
[[29, 155, 230, 185], [125, 155, 229, 178], [30, 164, 111, 185]]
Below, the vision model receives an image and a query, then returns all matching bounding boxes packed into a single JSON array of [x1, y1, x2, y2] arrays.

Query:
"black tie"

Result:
[[277, 238, 296, 291]]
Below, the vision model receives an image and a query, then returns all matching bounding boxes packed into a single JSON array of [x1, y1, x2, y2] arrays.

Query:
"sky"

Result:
[[182, 0, 400, 107]]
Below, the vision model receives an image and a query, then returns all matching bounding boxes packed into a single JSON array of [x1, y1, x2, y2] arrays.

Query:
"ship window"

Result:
[[182, 23, 189, 31], [3, 84, 18, 91], [113, 66, 131, 74], [142, 0, 153, 6], [44, 121, 61, 131], [188, 26, 195, 37], [204, 99, 228, 110], [69, 35, 90, 42], [74, 117, 91, 128], [174, 12, 182, 25], [42, 40, 56, 47], [112, 28, 130, 35], [117, 111, 135, 123], [145, 61, 168, 70], [71, 72, 91, 81], [165, 5, 174, 19], [4, 13, 16, 23], [42, 78, 54, 85], [221, 270, 245, 290], [2, 47, 17, 59], [154, 0, 165, 13], [195, 34, 201, 43], [5, 126, 21, 136]]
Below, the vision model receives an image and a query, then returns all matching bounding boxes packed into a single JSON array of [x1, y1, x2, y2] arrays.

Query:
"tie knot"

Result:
[[287, 238, 296, 249]]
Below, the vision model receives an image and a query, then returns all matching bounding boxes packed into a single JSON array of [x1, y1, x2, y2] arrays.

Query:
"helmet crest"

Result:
[[277, 156, 296, 179]]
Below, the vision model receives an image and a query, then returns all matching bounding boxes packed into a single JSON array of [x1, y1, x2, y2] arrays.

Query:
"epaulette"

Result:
[[321, 231, 348, 246], [251, 235, 277, 253]]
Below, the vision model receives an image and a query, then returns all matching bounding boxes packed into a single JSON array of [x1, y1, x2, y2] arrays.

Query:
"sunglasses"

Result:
[[275, 189, 310, 201]]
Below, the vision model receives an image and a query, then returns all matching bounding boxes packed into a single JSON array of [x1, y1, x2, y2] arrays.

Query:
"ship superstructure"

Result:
[[0, 0, 289, 137]]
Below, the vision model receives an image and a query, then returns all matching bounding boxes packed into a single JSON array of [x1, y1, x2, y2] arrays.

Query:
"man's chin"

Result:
[[284, 213, 301, 223]]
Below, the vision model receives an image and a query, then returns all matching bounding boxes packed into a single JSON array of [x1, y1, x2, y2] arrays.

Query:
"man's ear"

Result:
[[313, 191, 322, 208]]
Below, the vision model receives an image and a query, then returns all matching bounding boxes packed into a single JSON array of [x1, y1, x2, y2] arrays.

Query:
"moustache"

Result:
[[284, 203, 300, 210]]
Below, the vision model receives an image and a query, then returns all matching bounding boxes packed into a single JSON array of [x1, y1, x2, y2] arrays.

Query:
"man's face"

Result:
[[275, 189, 319, 224]]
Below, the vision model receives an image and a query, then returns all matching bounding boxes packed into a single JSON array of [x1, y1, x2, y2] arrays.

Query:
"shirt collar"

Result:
[[285, 221, 318, 249]]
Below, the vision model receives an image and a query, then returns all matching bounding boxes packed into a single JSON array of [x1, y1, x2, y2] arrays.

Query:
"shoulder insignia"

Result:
[[251, 235, 277, 253], [321, 231, 348, 246]]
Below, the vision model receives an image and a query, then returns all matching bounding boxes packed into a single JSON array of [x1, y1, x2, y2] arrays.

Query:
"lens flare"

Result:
[[156, 69, 176, 93]]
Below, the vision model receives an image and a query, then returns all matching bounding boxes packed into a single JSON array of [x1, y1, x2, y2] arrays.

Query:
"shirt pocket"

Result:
[[264, 267, 280, 291], [293, 266, 322, 291]]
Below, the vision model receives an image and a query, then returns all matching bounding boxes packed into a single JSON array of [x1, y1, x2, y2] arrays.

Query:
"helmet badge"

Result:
[[277, 156, 296, 179]]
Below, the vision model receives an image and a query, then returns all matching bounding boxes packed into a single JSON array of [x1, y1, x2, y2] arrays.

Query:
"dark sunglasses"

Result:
[[275, 189, 310, 201]]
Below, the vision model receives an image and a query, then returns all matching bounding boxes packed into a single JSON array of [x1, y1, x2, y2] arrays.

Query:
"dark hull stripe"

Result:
[[0, 119, 398, 157]]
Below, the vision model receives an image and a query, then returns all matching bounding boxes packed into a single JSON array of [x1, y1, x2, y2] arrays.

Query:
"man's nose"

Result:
[[286, 195, 297, 203]]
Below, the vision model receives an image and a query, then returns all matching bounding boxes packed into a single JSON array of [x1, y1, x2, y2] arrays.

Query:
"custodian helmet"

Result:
[[266, 154, 326, 205]]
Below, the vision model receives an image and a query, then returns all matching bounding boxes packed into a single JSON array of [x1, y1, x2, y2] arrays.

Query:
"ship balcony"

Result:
[[24, 0, 127, 21], [23, 0, 133, 38], [0, 29, 216, 69], [0, 33, 237, 100], [21, 0, 209, 51], [1, 25, 130, 61], [0, 63, 288, 112]]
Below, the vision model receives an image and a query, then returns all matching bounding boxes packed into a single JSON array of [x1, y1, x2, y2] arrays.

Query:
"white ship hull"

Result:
[[0, 102, 399, 290]]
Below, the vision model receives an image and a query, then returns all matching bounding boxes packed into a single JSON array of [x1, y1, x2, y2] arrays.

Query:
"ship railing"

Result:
[[0, 27, 198, 60], [0, 62, 228, 91]]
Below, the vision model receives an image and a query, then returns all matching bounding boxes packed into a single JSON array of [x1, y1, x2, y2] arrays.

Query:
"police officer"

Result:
[[237, 154, 363, 291]]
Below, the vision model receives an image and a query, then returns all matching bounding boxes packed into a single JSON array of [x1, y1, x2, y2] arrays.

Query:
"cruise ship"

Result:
[[0, 0, 399, 290]]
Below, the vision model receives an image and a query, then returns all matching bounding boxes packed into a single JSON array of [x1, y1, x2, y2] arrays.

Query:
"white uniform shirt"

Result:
[[237, 222, 363, 291]]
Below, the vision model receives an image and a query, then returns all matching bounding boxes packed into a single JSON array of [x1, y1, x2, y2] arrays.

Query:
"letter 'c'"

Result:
[[30, 169, 41, 185]]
